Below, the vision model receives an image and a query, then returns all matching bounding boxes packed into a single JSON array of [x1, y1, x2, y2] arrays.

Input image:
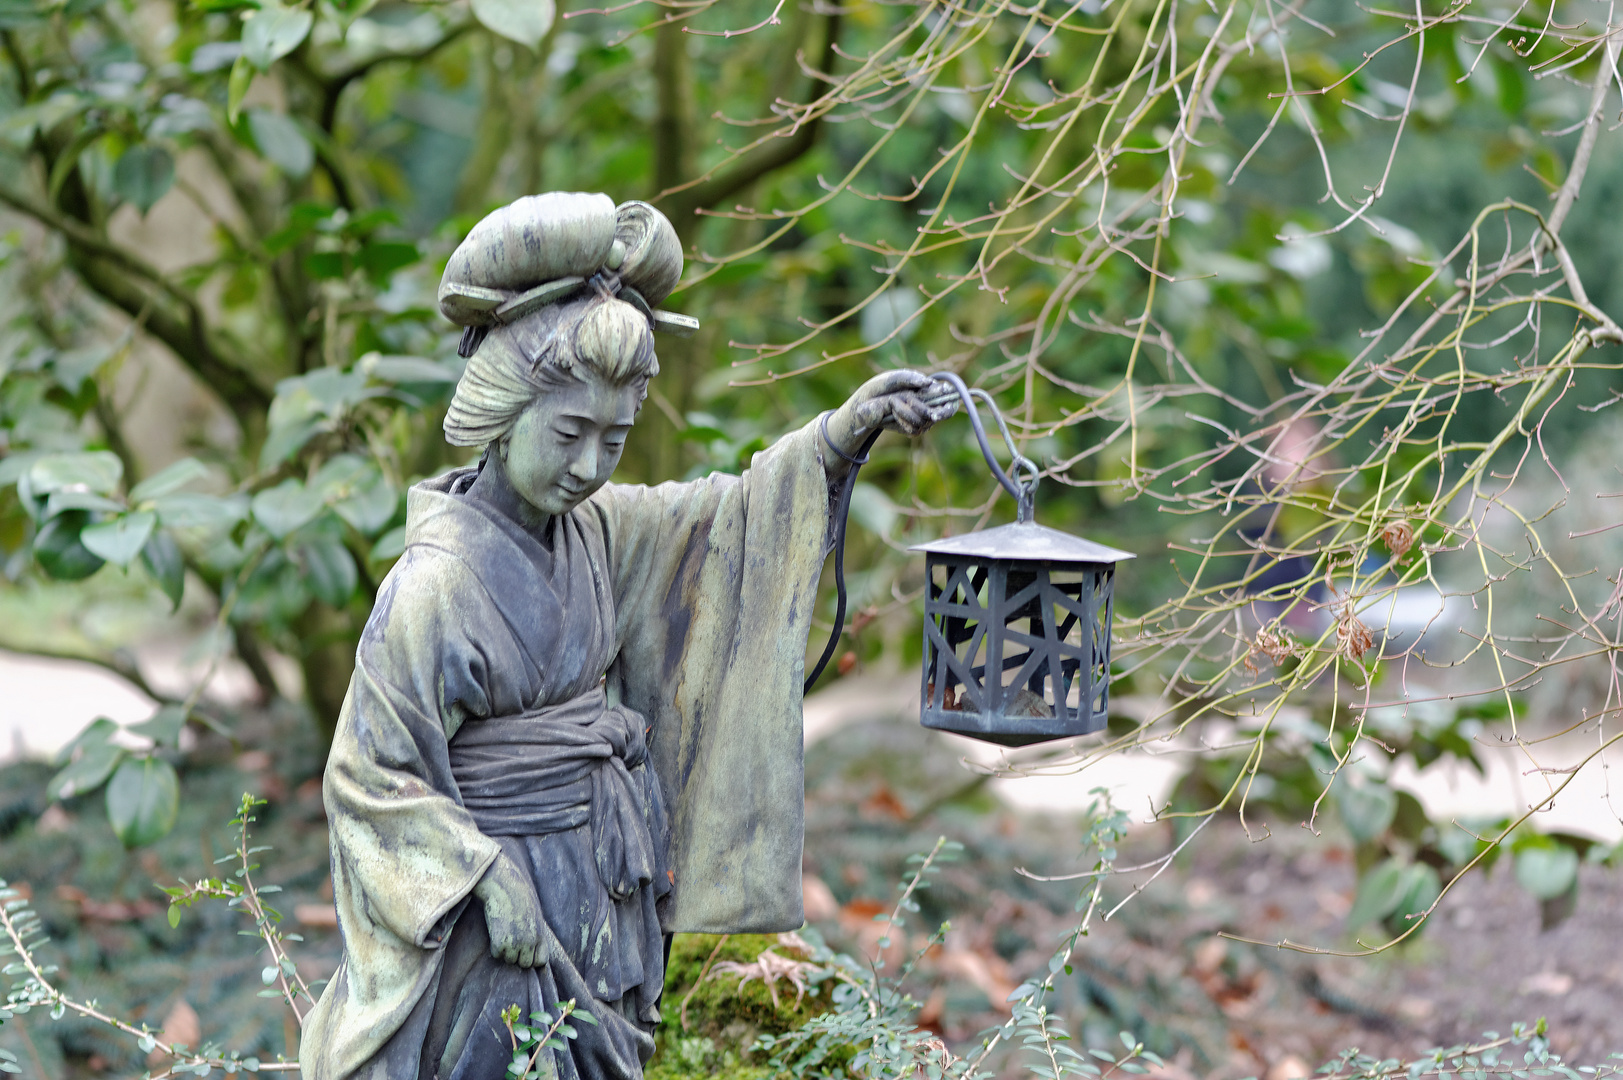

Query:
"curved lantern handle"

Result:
[[930, 372, 1041, 522]]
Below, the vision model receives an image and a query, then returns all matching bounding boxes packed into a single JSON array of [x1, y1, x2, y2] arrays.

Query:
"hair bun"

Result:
[[438, 192, 617, 326], [438, 193, 686, 331], [613, 201, 683, 308]]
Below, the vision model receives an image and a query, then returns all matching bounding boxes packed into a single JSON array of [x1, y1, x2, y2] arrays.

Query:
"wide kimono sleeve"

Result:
[[586, 420, 833, 934], [300, 545, 508, 1080]]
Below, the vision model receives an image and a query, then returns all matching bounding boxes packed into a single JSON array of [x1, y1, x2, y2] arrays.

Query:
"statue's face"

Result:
[[501, 372, 642, 516]]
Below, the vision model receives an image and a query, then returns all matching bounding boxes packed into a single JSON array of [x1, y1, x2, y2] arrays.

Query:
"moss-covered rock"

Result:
[[646, 932, 833, 1077]]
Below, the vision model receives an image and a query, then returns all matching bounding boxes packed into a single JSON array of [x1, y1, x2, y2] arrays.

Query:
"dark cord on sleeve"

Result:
[[805, 418, 885, 694]]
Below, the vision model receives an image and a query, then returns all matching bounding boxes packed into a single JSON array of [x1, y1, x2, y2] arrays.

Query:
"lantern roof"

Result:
[[910, 521, 1135, 564]]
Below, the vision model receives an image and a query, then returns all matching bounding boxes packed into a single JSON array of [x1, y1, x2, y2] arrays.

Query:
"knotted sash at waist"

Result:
[[447, 686, 669, 901]]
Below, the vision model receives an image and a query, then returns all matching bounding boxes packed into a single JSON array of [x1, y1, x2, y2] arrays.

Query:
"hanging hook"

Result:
[[929, 372, 1040, 522]]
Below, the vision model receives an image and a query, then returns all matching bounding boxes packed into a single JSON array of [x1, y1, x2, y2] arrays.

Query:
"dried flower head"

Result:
[[1382, 519, 1416, 561], [1335, 605, 1375, 658], [1245, 627, 1300, 678]]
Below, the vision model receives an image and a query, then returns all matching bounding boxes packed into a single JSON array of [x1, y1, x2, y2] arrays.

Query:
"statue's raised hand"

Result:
[[822, 370, 960, 477], [473, 852, 554, 968]]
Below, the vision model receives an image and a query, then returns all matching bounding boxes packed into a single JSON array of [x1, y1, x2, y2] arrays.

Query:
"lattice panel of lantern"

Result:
[[913, 522, 1132, 748]]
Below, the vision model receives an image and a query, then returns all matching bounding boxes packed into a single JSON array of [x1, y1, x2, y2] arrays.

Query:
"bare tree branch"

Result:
[[0, 183, 273, 424], [656, 9, 841, 231]]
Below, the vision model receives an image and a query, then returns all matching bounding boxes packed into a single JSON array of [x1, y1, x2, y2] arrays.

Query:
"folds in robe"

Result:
[[301, 421, 832, 1080], [592, 421, 832, 933]]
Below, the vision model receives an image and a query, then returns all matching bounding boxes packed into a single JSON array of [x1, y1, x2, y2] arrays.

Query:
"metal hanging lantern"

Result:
[[913, 375, 1134, 747]]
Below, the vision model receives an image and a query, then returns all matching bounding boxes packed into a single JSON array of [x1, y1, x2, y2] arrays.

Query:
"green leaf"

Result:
[[333, 474, 397, 536], [264, 201, 334, 253], [153, 492, 249, 531], [360, 354, 460, 383], [1333, 778, 1396, 844], [1384, 862, 1441, 935], [1346, 857, 1406, 930], [49, 126, 108, 205], [470, 0, 554, 48], [1492, 52, 1525, 117], [129, 705, 187, 747], [1435, 820, 1491, 868], [142, 530, 187, 610], [49, 740, 126, 800], [271, 367, 373, 420], [131, 457, 210, 502], [44, 490, 125, 518], [57, 716, 119, 764], [0, 451, 44, 488], [106, 756, 181, 848], [81, 510, 157, 566], [370, 525, 406, 563], [310, 453, 369, 495], [341, 207, 401, 236], [247, 109, 313, 177], [50, 345, 112, 394], [304, 250, 346, 280], [113, 145, 175, 214], [850, 482, 897, 537], [227, 54, 254, 124], [251, 479, 324, 538], [295, 534, 358, 607], [1515, 842, 1580, 902], [358, 240, 419, 283], [28, 451, 123, 495], [0, 91, 85, 147], [316, 456, 398, 535], [259, 418, 326, 470], [149, 94, 216, 135], [34, 511, 107, 580], [241, 5, 313, 70], [0, 0, 49, 31]]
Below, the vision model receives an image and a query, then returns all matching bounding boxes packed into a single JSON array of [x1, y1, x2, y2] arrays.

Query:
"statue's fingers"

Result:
[[894, 398, 930, 434], [535, 921, 558, 966], [853, 401, 889, 432], [869, 369, 931, 394]]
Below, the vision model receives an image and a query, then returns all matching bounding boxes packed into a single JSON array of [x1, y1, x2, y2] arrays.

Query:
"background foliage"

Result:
[[3, 0, 1623, 1074]]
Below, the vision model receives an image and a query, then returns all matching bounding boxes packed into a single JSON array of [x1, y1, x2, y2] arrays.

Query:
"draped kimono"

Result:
[[300, 423, 833, 1080]]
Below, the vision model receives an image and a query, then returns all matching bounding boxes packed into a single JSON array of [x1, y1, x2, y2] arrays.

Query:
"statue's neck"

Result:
[[464, 450, 557, 537]]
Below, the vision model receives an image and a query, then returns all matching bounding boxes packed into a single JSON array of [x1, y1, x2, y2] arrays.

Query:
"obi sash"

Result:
[[447, 686, 669, 901]]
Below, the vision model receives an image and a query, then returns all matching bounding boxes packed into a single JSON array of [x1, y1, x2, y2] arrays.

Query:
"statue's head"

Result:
[[444, 294, 657, 515], [439, 192, 692, 515]]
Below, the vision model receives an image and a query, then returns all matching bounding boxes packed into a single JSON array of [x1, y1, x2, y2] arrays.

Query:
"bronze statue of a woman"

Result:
[[298, 192, 955, 1080]]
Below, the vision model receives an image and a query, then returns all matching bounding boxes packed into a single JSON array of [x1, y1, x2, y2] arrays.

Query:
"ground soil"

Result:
[[2, 703, 1620, 1078], [799, 711, 1623, 1078]]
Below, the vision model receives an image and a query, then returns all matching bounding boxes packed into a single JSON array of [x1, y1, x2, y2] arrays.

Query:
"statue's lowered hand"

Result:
[[473, 852, 553, 968]]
